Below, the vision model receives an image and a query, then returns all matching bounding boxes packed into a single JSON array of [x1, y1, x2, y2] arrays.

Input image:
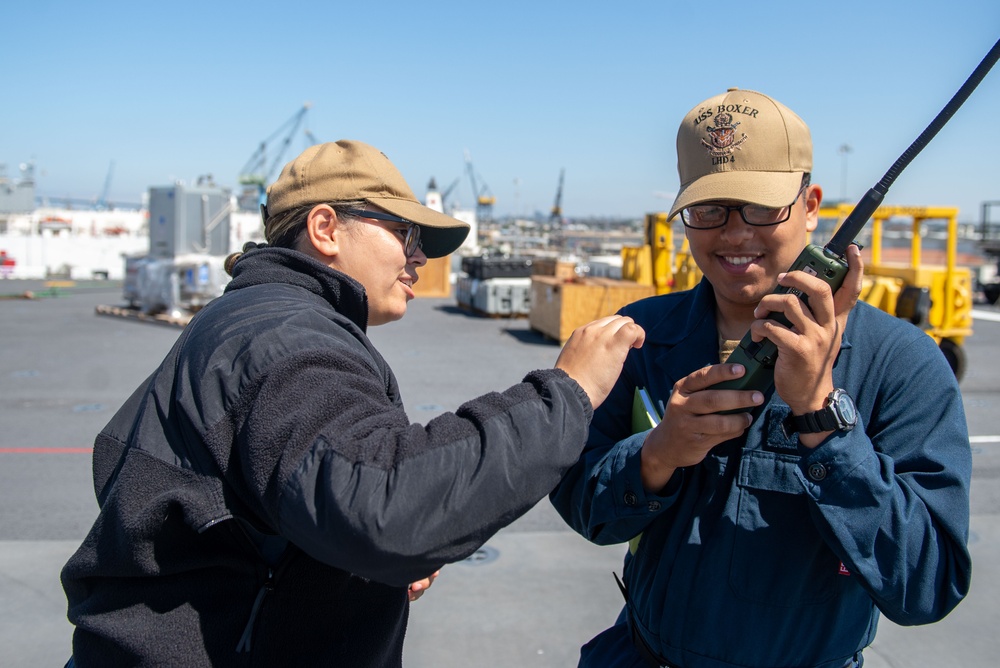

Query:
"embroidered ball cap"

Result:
[[265, 140, 470, 258], [668, 88, 812, 219]]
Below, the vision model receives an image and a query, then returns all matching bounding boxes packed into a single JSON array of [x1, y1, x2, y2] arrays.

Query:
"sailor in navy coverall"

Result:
[[551, 89, 972, 668]]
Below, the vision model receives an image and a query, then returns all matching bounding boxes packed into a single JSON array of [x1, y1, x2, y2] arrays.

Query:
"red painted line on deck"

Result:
[[0, 447, 93, 454]]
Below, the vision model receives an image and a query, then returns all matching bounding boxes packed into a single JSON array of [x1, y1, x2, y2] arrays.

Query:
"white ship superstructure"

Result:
[[0, 202, 260, 280]]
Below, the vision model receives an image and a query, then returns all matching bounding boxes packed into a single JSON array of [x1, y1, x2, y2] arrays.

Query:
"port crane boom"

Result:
[[550, 168, 564, 226], [238, 103, 314, 207], [97, 160, 115, 210], [441, 177, 460, 209], [464, 149, 495, 221]]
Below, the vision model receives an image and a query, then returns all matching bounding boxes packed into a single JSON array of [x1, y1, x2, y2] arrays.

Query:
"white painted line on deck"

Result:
[[973, 309, 1000, 323], [970, 435, 1000, 444]]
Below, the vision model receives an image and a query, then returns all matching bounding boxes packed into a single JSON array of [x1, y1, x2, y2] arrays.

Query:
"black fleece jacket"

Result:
[[62, 246, 593, 667]]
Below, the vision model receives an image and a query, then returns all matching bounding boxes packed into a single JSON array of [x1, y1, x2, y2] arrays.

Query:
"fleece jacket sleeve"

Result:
[[198, 330, 593, 588]]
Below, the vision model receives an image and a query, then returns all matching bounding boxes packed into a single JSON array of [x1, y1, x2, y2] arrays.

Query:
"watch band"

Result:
[[783, 389, 856, 435], [786, 408, 839, 434]]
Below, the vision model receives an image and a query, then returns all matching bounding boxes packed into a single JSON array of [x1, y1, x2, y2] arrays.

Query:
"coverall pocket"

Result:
[[729, 450, 843, 605]]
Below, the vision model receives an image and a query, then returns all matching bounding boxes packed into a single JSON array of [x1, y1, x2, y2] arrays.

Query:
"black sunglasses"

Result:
[[341, 208, 422, 257]]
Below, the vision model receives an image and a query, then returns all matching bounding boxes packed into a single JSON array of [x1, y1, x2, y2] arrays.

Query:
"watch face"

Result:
[[835, 392, 858, 426]]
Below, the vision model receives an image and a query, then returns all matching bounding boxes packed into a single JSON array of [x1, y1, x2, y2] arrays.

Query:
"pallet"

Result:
[[455, 302, 530, 319], [94, 304, 192, 328]]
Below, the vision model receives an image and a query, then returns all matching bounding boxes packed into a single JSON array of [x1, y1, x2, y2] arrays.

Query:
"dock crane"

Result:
[[549, 168, 564, 226], [441, 177, 461, 209], [96, 160, 115, 210], [238, 103, 315, 209], [464, 149, 495, 221]]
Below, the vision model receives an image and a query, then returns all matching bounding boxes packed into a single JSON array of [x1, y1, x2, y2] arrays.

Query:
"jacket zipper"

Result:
[[236, 567, 274, 653]]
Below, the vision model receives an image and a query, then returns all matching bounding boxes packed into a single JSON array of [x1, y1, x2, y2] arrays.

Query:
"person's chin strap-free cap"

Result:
[[669, 88, 812, 219], [265, 140, 470, 258]]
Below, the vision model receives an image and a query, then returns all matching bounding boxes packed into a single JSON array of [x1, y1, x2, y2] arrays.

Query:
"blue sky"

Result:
[[4, 1, 999, 222]]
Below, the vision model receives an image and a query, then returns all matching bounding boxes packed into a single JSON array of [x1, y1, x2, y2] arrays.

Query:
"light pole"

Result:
[[838, 144, 853, 203]]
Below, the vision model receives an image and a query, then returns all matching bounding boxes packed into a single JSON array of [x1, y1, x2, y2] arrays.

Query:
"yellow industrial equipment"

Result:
[[819, 204, 973, 380], [621, 213, 700, 294]]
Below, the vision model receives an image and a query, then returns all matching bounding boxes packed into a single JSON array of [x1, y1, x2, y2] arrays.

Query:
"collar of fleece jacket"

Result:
[[225, 245, 370, 331]]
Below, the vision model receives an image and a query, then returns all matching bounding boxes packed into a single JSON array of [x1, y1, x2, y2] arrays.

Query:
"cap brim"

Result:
[[367, 197, 470, 258], [669, 171, 805, 219]]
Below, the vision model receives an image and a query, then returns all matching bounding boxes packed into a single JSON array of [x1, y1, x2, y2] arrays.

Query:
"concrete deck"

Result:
[[1, 280, 997, 666]]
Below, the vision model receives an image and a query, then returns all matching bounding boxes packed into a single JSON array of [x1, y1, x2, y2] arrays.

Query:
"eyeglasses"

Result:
[[679, 186, 807, 230], [342, 208, 423, 257]]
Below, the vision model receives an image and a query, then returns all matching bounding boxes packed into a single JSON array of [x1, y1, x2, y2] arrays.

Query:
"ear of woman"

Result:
[[304, 204, 343, 258]]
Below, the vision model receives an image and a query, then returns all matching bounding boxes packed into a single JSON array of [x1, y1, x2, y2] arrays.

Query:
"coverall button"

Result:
[[808, 463, 828, 481], [647, 500, 661, 511], [624, 491, 638, 506]]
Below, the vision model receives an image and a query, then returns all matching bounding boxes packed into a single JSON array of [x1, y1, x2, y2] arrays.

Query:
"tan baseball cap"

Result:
[[266, 140, 470, 258], [668, 88, 812, 219]]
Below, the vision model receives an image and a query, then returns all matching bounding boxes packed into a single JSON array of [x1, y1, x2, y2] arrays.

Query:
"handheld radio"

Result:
[[711, 37, 1000, 400]]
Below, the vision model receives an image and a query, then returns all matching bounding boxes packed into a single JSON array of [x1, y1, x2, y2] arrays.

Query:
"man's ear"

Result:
[[304, 204, 342, 258], [804, 184, 823, 234]]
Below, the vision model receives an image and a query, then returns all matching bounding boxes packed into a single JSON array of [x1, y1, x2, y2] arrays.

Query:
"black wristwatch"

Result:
[[783, 389, 858, 435]]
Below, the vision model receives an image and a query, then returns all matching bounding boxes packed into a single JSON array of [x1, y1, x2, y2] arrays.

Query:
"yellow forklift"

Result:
[[622, 206, 973, 380], [621, 212, 700, 295], [818, 204, 973, 380]]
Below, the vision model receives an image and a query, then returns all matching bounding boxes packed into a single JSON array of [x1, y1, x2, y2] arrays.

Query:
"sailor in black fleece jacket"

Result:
[[62, 140, 644, 667]]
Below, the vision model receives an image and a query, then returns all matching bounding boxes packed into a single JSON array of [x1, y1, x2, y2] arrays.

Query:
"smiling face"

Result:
[[685, 184, 822, 332]]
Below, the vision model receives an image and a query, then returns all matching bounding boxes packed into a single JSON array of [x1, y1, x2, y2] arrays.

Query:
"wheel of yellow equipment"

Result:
[[939, 338, 967, 382]]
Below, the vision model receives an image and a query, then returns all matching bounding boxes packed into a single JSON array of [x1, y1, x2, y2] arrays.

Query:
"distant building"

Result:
[[0, 162, 36, 214]]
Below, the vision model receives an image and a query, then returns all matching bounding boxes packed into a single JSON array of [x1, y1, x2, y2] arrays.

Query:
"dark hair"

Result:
[[224, 200, 366, 276], [224, 241, 261, 276], [266, 203, 316, 249]]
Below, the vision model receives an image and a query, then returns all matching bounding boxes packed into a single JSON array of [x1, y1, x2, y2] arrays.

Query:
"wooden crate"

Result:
[[529, 276, 655, 343], [413, 255, 451, 298]]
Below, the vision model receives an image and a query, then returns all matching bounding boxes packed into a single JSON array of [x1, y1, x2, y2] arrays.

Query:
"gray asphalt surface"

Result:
[[1, 279, 997, 667]]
